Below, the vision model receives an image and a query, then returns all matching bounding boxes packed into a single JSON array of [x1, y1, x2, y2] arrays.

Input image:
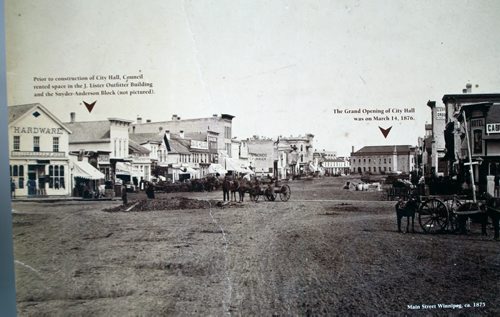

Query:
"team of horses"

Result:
[[222, 177, 274, 202]]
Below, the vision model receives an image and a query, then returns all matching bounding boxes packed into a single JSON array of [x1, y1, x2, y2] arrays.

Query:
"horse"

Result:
[[238, 178, 260, 202], [230, 179, 240, 202], [395, 197, 418, 233], [457, 193, 500, 239]]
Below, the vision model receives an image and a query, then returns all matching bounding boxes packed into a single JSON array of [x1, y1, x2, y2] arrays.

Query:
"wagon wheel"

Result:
[[418, 198, 449, 234], [279, 185, 291, 201]]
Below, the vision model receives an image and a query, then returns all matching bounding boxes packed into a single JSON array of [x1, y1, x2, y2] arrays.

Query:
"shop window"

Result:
[[49, 165, 65, 189]]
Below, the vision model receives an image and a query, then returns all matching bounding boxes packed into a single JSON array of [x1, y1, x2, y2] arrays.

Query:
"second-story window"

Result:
[[53, 137, 59, 152], [33, 136, 40, 152], [13, 136, 20, 151]]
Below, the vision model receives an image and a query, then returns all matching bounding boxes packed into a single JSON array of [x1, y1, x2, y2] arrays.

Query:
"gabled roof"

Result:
[[129, 140, 151, 155], [352, 145, 414, 156], [129, 133, 162, 144], [168, 138, 190, 155], [64, 121, 110, 143], [9, 103, 72, 133]]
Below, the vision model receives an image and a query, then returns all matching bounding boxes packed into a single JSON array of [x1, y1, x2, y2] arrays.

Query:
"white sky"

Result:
[[6, 0, 500, 155]]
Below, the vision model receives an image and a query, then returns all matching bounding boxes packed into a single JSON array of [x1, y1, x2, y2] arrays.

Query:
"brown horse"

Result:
[[395, 197, 418, 233], [238, 178, 260, 202], [230, 179, 240, 202]]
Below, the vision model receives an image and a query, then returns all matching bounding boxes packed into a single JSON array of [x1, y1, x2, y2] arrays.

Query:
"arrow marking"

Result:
[[379, 126, 392, 138], [83, 101, 97, 113]]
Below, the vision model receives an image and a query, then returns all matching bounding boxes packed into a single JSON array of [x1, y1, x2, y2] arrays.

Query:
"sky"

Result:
[[6, 0, 500, 156]]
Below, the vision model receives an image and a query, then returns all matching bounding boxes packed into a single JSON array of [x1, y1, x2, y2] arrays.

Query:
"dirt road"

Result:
[[12, 177, 500, 316]]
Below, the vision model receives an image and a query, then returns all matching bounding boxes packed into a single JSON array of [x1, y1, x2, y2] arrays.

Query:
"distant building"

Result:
[[130, 114, 234, 162], [247, 136, 276, 176], [322, 157, 350, 175], [275, 134, 315, 178], [350, 145, 416, 174], [64, 112, 133, 181], [8, 104, 72, 197]]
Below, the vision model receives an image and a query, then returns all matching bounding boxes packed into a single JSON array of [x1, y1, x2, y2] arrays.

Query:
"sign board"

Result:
[[486, 123, 500, 134]]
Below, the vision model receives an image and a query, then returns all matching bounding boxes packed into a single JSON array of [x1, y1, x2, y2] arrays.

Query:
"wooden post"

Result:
[[462, 113, 477, 203]]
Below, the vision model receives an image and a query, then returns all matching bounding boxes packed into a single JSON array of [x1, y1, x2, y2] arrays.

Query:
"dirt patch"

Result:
[[103, 197, 219, 212]]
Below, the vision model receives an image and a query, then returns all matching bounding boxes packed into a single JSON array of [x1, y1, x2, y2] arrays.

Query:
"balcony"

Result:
[[11, 151, 66, 158]]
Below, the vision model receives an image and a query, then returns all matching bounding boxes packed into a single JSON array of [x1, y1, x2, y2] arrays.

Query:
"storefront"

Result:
[[9, 104, 72, 197]]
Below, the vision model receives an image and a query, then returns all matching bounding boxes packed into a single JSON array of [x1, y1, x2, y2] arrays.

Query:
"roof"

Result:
[[64, 121, 110, 143], [184, 132, 207, 141], [9, 103, 72, 133], [129, 133, 162, 144], [9, 104, 37, 123], [442, 93, 500, 104], [352, 145, 414, 156], [168, 138, 190, 155], [129, 140, 150, 155]]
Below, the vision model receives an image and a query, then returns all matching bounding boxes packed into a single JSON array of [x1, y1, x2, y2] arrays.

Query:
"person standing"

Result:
[[121, 184, 128, 205], [222, 176, 230, 202], [10, 179, 15, 198]]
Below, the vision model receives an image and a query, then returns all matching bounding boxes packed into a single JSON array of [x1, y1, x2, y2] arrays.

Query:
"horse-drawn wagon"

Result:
[[396, 189, 499, 238], [252, 181, 291, 202]]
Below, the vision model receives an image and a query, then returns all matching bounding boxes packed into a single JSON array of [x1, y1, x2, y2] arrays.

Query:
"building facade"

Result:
[[64, 113, 133, 182], [9, 104, 72, 196], [130, 114, 234, 161], [351, 145, 416, 174]]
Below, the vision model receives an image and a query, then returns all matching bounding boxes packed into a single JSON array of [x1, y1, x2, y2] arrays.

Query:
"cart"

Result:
[[253, 181, 291, 202]]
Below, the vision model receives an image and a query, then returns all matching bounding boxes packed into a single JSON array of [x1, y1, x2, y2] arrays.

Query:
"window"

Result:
[[13, 136, 20, 151], [33, 136, 40, 152], [10, 165, 25, 189], [53, 137, 59, 152], [389, 158, 391, 163], [301, 145, 303, 151], [49, 165, 65, 189], [384, 158, 387, 164]]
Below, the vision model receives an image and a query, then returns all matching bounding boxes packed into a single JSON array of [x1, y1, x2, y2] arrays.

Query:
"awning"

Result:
[[179, 166, 197, 174], [73, 161, 105, 180], [208, 163, 227, 175], [116, 162, 131, 176], [115, 162, 142, 178], [224, 158, 246, 173]]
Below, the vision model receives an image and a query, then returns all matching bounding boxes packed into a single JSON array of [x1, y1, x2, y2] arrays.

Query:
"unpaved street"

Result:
[[12, 177, 500, 316]]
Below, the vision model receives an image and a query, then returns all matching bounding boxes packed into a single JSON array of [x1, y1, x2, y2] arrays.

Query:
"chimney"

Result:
[[132, 126, 136, 134], [179, 130, 184, 139], [70, 112, 75, 123], [165, 130, 170, 139], [146, 119, 151, 123], [462, 88, 468, 94], [213, 114, 218, 118], [172, 114, 178, 120], [466, 83, 472, 93], [137, 116, 142, 124], [352, 146, 355, 154]]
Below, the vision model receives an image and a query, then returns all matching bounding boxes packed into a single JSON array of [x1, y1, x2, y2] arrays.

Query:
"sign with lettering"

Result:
[[12, 126, 64, 135], [486, 123, 500, 134]]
